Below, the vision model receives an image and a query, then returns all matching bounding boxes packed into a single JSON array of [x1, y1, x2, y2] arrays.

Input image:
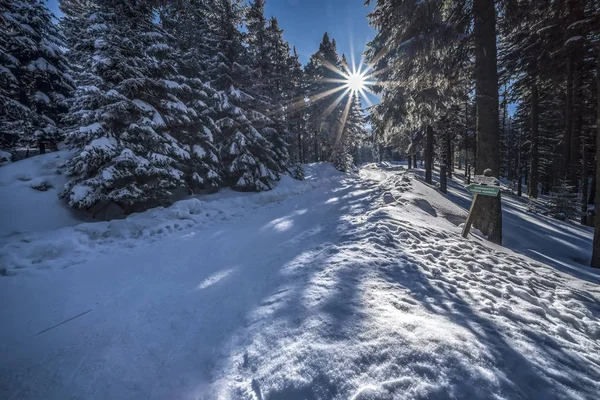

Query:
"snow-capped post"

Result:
[[462, 168, 500, 238]]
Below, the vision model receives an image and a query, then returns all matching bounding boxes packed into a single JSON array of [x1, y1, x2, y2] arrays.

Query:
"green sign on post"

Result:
[[466, 184, 500, 197], [462, 180, 501, 239]]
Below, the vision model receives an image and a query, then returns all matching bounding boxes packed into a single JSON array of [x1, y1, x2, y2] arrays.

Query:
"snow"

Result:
[[79, 122, 103, 134], [0, 150, 84, 237], [565, 36, 583, 44], [1, 163, 599, 400]]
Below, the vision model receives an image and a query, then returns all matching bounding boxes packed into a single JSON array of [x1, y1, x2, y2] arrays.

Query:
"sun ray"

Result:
[[321, 88, 351, 120]]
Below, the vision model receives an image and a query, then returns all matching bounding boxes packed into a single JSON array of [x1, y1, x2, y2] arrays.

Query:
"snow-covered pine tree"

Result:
[[305, 33, 346, 162], [258, 15, 291, 176], [60, 0, 206, 212], [0, 0, 74, 154], [202, 0, 282, 191], [158, 0, 223, 192], [331, 56, 367, 172], [286, 46, 308, 164]]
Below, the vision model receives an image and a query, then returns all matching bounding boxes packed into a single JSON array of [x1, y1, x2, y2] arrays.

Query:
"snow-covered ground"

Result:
[[1, 161, 599, 400]]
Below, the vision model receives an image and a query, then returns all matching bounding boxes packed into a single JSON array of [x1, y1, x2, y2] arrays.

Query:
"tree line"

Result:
[[366, 0, 600, 268], [0, 0, 368, 215]]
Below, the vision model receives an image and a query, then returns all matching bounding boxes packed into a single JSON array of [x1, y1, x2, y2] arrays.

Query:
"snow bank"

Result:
[[216, 164, 600, 400], [0, 150, 84, 237], [0, 162, 343, 273]]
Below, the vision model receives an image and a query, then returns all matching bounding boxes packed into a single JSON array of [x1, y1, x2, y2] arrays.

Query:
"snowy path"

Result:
[[2, 165, 600, 400]]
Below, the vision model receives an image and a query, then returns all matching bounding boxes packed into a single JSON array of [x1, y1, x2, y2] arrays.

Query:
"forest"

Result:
[[1, 0, 369, 212], [1, 0, 599, 265], [366, 0, 600, 267]]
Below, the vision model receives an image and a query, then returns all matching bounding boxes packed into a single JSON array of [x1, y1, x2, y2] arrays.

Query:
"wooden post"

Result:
[[462, 194, 479, 238]]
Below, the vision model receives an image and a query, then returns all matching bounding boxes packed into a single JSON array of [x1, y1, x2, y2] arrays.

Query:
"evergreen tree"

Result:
[[60, 0, 209, 212], [204, 0, 283, 191], [0, 0, 74, 153]]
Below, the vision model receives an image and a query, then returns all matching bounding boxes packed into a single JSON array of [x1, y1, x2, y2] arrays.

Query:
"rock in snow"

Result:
[[0, 163, 599, 400]]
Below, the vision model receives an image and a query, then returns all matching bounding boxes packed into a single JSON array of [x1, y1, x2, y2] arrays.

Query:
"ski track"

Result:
[[1, 165, 600, 400]]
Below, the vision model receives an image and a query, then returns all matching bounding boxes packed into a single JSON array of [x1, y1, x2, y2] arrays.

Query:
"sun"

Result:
[[345, 71, 367, 93]]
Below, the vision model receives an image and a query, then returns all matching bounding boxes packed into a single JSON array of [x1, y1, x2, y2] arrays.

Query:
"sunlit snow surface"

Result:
[[1, 161, 599, 400]]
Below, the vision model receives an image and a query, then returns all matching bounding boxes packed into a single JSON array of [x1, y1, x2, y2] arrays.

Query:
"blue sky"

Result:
[[46, 0, 379, 106], [46, 0, 376, 67]]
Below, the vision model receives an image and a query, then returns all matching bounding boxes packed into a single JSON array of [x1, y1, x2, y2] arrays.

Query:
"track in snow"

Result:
[[1, 164, 599, 400]]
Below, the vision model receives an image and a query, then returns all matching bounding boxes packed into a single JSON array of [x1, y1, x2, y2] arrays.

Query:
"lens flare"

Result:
[[345, 71, 367, 93]]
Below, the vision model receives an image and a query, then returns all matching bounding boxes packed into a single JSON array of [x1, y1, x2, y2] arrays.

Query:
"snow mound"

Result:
[[0, 162, 343, 273], [0, 150, 84, 237], [215, 164, 600, 400]]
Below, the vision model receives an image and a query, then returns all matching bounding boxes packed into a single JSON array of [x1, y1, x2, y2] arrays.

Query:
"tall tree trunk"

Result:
[[564, 54, 574, 180], [297, 130, 303, 163], [446, 133, 453, 179], [408, 155, 412, 169], [570, 58, 583, 190], [591, 51, 600, 268], [501, 85, 508, 177], [517, 121, 522, 197], [581, 140, 589, 225], [529, 81, 539, 198], [464, 97, 469, 178], [425, 125, 434, 184], [440, 164, 448, 193], [314, 130, 319, 162], [472, 0, 502, 244], [39, 141, 46, 155]]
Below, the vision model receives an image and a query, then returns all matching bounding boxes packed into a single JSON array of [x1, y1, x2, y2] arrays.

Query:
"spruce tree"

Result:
[[204, 0, 283, 191], [60, 0, 206, 212], [0, 0, 74, 154]]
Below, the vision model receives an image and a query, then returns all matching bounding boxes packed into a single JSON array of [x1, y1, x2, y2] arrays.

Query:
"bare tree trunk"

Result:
[[570, 59, 583, 190], [451, 143, 455, 173], [425, 125, 434, 184], [314, 130, 319, 162], [591, 51, 600, 268], [517, 122, 522, 197], [501, 85, 508, 177], [408, 155, 412, 169], [581, 140, 589, 225], [297, 130, 303, 163], [464, 97, 469, 178], [564, 54, 574, 180], [529, 80, 539, 198], [440, 164, 448, 193], [472, 0, 502, 245], [446, 133, 453, 179]]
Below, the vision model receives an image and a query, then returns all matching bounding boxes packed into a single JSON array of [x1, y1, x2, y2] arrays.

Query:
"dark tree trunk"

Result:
[[408, 155, 412, 169], [564, 54, 574, 180], [446, 133, 453, 179], [528, 81, 539, 199], [581, 141, 589, 225], [297, 130, 303, 163], [501, 86, 508, 177], [591, 51, 600, 268], [570, 58, 583, 190], [39, 141, 46, 155], [472, 0, 502, 245], [314, 130, 319, 162], [517, 120, 522, 197], [425, 125, 434, 184], [451, 142, 455, 173], [440, 164, 448, 193]]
